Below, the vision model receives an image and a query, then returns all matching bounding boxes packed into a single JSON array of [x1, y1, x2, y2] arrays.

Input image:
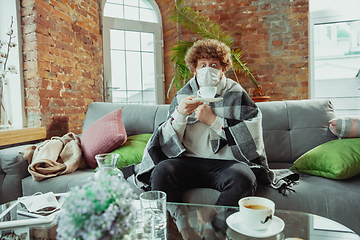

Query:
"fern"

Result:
[[167, 0, 260, 98]]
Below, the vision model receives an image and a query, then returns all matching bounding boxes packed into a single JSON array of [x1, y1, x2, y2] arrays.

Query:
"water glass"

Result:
[[139, 191, 167, 240]]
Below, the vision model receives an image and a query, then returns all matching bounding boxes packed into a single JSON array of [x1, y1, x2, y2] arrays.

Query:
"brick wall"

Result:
[[21, 0, 103, 138], [157, 0, 309, 103], [155, 0, 178, 102], [19, 0, 308, 136]]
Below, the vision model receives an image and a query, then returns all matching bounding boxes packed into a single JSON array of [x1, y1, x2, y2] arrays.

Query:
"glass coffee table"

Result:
[[166, 202, 360, 240], [0, 199, 359, 240]]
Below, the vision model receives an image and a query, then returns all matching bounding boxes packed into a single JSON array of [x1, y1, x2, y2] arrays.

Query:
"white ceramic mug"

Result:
[[197, 86, 216, 98], [238, 196, 275, 230]]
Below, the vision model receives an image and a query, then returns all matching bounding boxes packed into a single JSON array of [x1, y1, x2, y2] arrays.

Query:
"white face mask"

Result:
[[196, 67, 222, 87]]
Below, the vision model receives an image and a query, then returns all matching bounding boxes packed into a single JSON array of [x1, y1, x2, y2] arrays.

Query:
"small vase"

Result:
[[94, 153, 124, 179], [0, 78, 11, 128]]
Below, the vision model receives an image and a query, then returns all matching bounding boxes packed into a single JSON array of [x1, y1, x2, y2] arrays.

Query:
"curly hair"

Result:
[[185, 38, 232, 72]]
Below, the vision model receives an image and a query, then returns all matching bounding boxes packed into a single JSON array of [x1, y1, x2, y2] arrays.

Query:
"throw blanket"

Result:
[[20, 132, 87, 181], [123, 77, 299, 192]]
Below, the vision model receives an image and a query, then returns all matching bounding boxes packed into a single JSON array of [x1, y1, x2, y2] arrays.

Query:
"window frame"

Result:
[[101, 0, 165, 104], [0, 0, 25, 128], [309, 9, 360, 99]]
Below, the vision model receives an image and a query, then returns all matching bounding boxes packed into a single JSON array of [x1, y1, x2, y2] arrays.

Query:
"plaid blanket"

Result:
[[123, 77, 299, 192]]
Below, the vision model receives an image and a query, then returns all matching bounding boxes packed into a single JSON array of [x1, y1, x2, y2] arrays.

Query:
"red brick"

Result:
[[272, 40, 283, 46], [242, 34, 264, 41], [37, 33, 55, 46], [37, 16, 54, 29], [40, 89, 61, 98], [27, 88, 40, 98], [38, 61, 51, 71], [53, 8, 73, 22], [22, 15, 37, 25], [22, 0, 35, 8], [24, 69, 38, 79], [22, 24, 36, 34], [23, 61, 37, 70], [25, 98, 39, 107]]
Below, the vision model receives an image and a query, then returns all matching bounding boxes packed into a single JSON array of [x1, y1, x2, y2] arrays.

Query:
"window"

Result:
[[0, 0, 24, 128], [101, 0, 164, 105], [310, 0, 360, 117]]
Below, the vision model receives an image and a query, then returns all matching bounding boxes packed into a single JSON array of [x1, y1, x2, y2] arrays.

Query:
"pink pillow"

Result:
[[81, 109, 127, 168]]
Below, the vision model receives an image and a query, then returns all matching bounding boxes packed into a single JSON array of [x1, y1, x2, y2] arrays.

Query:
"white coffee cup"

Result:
[[238, 197, 275, 230], [197, 86, 216, 98]]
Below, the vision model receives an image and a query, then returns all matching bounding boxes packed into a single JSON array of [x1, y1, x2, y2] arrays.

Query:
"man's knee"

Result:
[[227, 165, 257, 193], [151, 160, 175, 182]]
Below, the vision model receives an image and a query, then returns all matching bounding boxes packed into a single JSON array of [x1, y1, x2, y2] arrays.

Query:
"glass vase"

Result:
[[94, 153, 124, 179]]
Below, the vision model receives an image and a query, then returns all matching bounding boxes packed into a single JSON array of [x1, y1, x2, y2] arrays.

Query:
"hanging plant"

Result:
[[167, 0, 263, 98]]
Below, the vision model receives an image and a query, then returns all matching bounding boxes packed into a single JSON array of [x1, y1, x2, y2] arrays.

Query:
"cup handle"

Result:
[[197, 90, 201, 98]]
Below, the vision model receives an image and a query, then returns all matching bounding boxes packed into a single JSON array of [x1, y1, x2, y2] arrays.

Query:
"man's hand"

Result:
[[194, 104, 216, 126], [177, 96, 203, 116]]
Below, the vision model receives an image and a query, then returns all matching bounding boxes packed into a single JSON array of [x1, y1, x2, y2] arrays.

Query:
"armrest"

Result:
[[0, 144, 32, 204]]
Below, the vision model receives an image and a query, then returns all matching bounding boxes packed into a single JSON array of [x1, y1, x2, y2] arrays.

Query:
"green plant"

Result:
[[168, 0, 262, 98]]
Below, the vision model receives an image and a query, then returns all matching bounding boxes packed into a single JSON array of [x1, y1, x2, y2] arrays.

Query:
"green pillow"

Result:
[[110, 134, 152, 170], [290, 138, 360, 179]]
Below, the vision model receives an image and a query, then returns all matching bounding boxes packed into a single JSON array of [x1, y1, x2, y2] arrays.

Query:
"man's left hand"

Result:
[[194, 104, 216, 126]]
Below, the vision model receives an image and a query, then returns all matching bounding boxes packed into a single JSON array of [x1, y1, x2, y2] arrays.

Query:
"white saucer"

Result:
[[226, 212, 285, 238], [194, 97, 223, 102]]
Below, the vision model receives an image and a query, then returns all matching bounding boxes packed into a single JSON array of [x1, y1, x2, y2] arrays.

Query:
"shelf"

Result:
[[0, 127, 46, 146]]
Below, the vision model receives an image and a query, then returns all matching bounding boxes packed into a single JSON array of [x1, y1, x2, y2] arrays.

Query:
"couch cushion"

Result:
[[256, 172, 360, 235], [22, 169, 95, 196], [290, 138, 360, 179], [329, 117, 360, 138], [81, 109, 127, 168], [0, 144, 33, 204], [257, 99, 338, 164], [110, 134, 152, 170]]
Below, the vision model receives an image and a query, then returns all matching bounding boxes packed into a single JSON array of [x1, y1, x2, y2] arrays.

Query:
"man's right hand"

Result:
[[177, 96, 203, 116]]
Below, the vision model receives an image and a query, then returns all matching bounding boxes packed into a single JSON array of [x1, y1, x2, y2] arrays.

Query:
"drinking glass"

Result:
[[139, 191, 167, 240]]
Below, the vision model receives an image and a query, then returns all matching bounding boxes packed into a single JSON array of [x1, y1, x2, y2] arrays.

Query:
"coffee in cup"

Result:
[[238, 197, 275, 230], [197, 86, 216, 98]]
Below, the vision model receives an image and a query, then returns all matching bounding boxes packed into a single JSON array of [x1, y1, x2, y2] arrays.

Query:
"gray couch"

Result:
[[1, 99, 360, 234]]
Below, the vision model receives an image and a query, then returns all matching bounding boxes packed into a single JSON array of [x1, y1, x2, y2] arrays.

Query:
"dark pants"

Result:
[[150, 157, 257, 207]]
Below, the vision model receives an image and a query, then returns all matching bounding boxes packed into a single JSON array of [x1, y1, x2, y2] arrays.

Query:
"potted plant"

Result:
[[167, 1, 270, 102]]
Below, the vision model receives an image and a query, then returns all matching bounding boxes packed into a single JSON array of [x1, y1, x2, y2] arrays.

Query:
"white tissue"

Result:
[[18, 192, 60, 214]]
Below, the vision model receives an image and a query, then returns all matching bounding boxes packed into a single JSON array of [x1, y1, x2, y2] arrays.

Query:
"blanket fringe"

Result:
[[278, 179, 299, 196]]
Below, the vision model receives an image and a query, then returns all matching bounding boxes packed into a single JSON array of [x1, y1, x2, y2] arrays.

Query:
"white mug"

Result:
[[238, 197, 275, 230], [197, 86, 217, 98]]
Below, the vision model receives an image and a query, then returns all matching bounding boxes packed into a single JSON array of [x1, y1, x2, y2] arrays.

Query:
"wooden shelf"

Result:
[[0, 127, 46, 146]]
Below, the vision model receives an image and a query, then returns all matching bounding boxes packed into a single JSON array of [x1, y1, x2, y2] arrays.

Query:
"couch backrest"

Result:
[[83, 103, 169, 136], [84, 99, 337, 164], [257, 99, 337, 163]]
